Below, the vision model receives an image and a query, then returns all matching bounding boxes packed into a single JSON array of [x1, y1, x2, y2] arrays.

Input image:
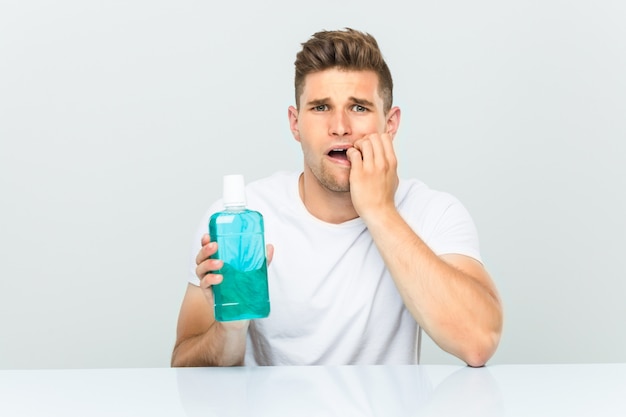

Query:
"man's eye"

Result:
[[313, 105, 328, 111], [352, 105, 367, 112]]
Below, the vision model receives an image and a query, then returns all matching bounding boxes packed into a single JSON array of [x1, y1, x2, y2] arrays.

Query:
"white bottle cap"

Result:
[[223, 174, 246, 208]]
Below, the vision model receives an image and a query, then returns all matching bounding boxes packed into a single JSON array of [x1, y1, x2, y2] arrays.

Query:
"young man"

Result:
[[171, 28, 503, 367]]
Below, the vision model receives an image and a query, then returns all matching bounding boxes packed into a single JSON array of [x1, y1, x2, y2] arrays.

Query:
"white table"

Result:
[[1, 364, 625, 416]]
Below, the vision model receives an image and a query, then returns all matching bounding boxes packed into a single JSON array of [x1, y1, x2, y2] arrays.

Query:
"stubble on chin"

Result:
[[313, 164, 351, 193]]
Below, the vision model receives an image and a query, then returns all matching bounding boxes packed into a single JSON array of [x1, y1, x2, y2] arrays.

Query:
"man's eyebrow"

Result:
[[350, 97, 375, 107], [305, 98, 329, 107], [305, 97, 376, 107]]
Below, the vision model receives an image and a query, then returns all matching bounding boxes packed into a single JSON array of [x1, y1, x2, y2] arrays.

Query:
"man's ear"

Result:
[[386, 106, 401, 138], [288, 106, 301, 142]]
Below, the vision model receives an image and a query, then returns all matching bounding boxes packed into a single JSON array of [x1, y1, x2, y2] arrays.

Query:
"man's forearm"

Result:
[[364, 208, 503, 366], [171, 321, 248, 367]]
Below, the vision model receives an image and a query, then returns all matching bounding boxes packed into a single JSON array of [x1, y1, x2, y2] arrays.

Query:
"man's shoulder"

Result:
[[245, 171, 299, 208], [248, 171, 298, 189], [397, 178, 466, 219], [397, 177, 457, 202]]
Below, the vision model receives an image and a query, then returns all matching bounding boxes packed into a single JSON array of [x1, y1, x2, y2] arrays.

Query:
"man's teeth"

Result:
[[328, 149, 349, 160]]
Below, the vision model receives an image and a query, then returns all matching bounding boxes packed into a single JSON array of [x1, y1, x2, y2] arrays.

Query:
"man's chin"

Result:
[[311, 166, 351, 192], [327, 186, 350, 193], [322, 179, 351, 193]]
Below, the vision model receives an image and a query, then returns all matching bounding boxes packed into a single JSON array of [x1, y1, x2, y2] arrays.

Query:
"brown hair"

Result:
[[294, 28, 394, 113]]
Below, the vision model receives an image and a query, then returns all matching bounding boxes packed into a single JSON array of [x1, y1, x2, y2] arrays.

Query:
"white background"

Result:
[[1, 0, 624, 369]]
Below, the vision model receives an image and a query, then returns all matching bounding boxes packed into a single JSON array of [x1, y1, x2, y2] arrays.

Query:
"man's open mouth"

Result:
[[328, 148, 349, 160]]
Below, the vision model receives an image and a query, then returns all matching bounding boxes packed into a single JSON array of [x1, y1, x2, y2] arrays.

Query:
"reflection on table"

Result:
[[1, 364, 625, 416], [176, 365, 504, 417]]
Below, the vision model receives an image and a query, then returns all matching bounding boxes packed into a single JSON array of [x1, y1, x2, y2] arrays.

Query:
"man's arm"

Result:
[[171, 234, 255, 367], [171, 283, 249, 367], [364, 210, 502, 367], [347, 134, 503, 367]]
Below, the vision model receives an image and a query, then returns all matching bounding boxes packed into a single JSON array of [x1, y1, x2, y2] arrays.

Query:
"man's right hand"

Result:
[[195, 233, 225, 308], [172, 234, 274, 366]]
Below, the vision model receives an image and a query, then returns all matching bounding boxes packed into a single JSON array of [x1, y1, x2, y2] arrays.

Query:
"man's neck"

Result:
[[298, 173, 359, 224]]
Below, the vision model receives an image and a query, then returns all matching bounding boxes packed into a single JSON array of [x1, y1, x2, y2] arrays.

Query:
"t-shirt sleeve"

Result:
[[420, 193, 482, 263]]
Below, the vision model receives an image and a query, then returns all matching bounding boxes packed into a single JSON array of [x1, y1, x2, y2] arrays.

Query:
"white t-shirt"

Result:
[[188, 171, 481, 365]]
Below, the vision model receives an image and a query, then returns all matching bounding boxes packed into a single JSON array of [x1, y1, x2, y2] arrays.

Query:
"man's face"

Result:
[[289, 68, 394, 192]]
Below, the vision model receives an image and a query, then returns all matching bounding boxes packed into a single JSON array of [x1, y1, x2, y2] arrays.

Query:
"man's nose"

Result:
[[329, 110, 351, 136]]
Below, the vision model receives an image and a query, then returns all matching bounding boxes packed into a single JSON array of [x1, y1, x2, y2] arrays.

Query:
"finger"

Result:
[[266, 244, 275, 265], [195, 240, 218, 266], [358, 134, 390, 170], [196, 257, 224, 278], [346, 147, 363, 170], [369, 134, 388, 168], [354, 138, 374, 169], [200, 273, 223, 289], [380, 133, 397, 169]]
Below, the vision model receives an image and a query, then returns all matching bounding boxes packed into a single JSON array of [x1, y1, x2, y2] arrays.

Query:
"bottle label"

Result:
[[216, 215, 235, 224]]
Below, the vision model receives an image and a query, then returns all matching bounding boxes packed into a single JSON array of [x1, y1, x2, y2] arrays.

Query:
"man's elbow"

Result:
[[463, 351, 491, 368], [460, 331, 501, 368]]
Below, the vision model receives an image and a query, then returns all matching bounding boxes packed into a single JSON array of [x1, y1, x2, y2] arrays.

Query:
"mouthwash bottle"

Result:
[[209, 175, 270, 321]]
